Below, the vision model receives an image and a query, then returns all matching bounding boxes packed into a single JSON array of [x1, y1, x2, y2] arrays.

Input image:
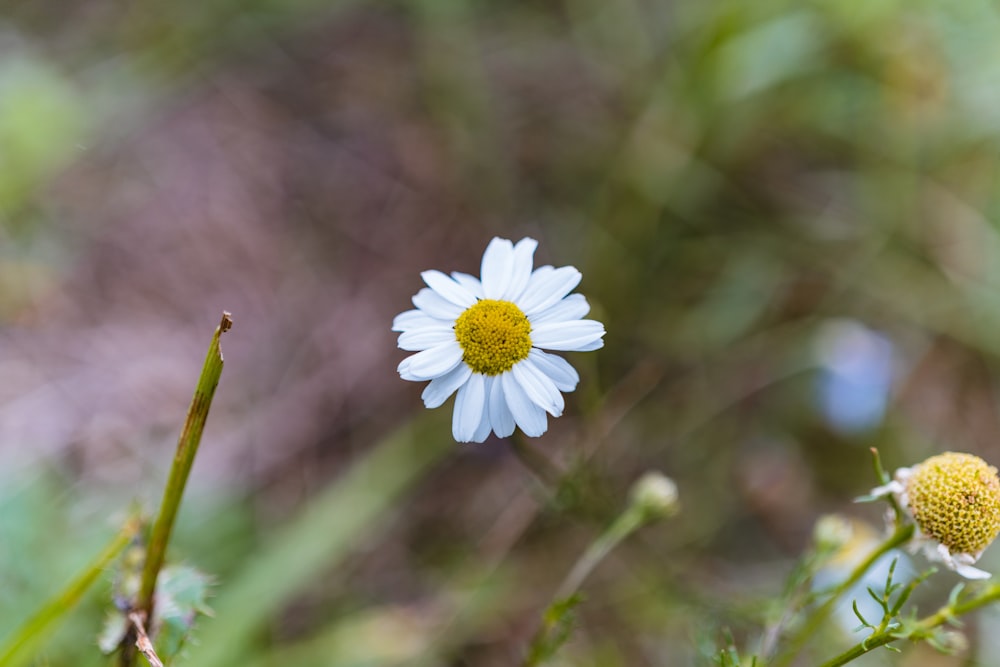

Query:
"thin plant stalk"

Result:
[[121, 311, 231, 666], [510, 431, 564, 490], [0, 516, 140, 667], [818, 583, 1000, 667], [774, 522, 914, 666], [555, 506, 646, 601], [522, 489, 670, 667]]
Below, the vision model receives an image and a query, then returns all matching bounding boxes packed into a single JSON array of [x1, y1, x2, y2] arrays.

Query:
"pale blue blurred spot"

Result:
[[814, 320, 894, 435]]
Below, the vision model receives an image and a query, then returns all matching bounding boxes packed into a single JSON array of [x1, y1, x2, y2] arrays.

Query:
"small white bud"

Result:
[[813, 514, 854, 553], [933, 629, 968, 654], [629, 471, 679, 519]]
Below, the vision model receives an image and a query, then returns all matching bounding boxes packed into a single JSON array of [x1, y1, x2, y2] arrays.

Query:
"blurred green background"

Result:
[[3, 0, 1000, 664]]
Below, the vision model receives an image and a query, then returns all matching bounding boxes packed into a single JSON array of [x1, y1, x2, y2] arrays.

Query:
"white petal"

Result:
[[517, 266, 552, 308], [488, 375, 516, 438], [398, 342, 463, 381], [529, 294, 590, 325], [519, 266, 582, 316], [955, 563, 992, 579], [573, 338, 605, 351], [503, 238, 538, 301], [398, 325, 456, 351], [869, 480, 904, 498], [398, 357, 415, 380], [502, 371, 548, 437], [421, 270, 477, 308], [451, 272, 484, 299], [453, 373, 487, 442], [531, 320, 606, 351], [392, 309, 445, 332], [528, 349, 579, 392], [472, 377, 495, 443], [512, 360, 564, 417], [481, 238, 514, 299], [413, 288, 464, 320], [941, 548, 992, 579], [421, 364, 472, 408]]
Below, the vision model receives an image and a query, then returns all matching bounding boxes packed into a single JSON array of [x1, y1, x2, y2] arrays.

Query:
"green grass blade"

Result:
[[0, 517, 140, 667], [186, 416, 452, 667]]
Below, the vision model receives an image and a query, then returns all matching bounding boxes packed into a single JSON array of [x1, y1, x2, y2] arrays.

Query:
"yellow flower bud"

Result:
[[904, 452, 1000, 557]]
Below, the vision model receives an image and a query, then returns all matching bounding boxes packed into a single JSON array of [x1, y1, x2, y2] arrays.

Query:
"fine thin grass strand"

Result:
[[0, 517, 140, 667], [185, 415, 454, 667]]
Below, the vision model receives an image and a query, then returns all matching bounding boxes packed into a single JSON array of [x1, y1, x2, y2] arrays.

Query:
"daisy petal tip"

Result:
[[956, 564, 992, 580], [515, 236, 539, 251], [527, 424, 548, 438]]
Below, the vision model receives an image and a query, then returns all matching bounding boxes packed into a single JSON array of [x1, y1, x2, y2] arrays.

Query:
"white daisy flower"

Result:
[[869, 452, 1000, 579], [392, 237, 606, 443]]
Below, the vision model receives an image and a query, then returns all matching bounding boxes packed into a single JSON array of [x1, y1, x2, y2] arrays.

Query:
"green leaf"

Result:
[[526, 594, 583, 665], [154, 564, 214, 660]]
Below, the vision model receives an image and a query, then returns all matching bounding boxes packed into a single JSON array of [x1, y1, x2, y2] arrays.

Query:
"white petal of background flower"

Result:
[[955, 563, 991, 580], [421, 364, 473, 408], [481, 237, 514, 299], [421, 270, 477, 308], [932, 544, 991, 580]]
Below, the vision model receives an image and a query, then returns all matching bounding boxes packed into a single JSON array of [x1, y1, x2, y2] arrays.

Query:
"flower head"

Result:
[[871, 452, 1000, 579], [393, 237, 605, 443]]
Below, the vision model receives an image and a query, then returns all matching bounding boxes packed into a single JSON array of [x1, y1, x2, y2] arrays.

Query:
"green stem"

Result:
[[818, 583, 1000, 667], [510, 431, 564, 490], [121, 311, 231, 667], [556, 508, 645, 600], [774, 522, 914, 666], [817, 631, 895, 667], [522, 506, 647, 667], [0, 517, 140, 667]]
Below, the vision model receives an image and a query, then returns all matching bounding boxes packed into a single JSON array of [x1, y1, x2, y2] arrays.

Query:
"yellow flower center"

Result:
[[454, 299, 532, 376], [905, 452, 1000, 555]]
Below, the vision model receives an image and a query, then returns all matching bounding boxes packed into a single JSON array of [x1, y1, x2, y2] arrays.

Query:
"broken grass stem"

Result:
[[135, 312, 232, 631], [128, 613, 165, 667]]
